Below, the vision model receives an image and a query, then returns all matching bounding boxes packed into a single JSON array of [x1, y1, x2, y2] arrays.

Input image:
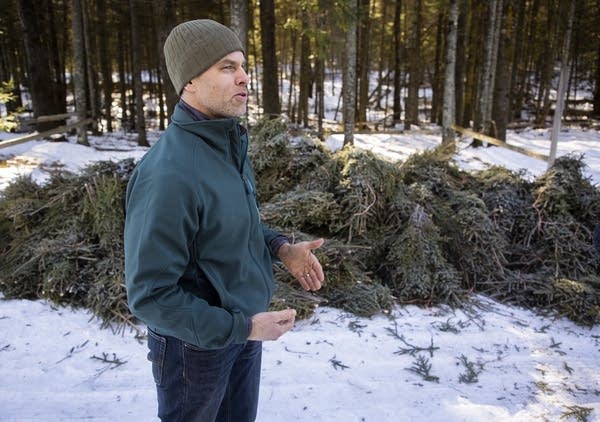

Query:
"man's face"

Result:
[[183, 51, 249, 118]]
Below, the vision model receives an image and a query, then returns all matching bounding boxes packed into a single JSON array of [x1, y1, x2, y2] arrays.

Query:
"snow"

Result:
[[325, 127, 600, 185], [1, 124, 599, 421]]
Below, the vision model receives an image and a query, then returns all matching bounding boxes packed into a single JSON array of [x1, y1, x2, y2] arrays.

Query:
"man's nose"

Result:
[[237, 68, 249, 85]]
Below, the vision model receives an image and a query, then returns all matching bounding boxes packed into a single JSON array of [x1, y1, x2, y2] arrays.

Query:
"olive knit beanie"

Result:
[[163, 19, 244, 94]]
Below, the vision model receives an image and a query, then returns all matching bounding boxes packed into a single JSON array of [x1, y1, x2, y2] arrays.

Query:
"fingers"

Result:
[[248, 309, 297, 341], [298, 261, 323, 291], [311, 261, 325, 284], [297, 274, 313, 291], [300, 243, 324, 290], [281, 238, 326, 291]]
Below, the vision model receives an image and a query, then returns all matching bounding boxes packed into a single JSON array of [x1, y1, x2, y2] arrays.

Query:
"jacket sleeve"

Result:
[[262, 225, 289, 261], [124, 166, 249, 349]]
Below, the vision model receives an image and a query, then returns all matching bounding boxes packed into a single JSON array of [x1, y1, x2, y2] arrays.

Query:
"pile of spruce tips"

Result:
[[0, 117, 599, 330]]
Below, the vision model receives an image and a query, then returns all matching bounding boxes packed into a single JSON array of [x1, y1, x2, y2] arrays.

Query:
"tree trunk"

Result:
[[392, 0, 403, 126], [593, 0, 600, 118], [46, 0, 67, 114], [522, 0, 540, 115], [1, 1, 24, 112], [145, 2, 164, 130], [315, 0, 327, 139], [375, 3, 390, 113], [129, 0, 148, 146], [229, 2, 248, 121], [155, 0, 177, 120], [405, 0, 422, 130], [454, 0, 467, 126], [487, 0, 502, 132], [230, 0, 249, 53], [356, 0, 370, 127], [259, 0, 281, 117], [462, 2, 484, 128], [286, 21, 298, 121], [343, 0, 358, 146], [509, 0, 527, 120], [97, 0, 113, 132], [492, 1, 512, 142], [476, 0, 502, 136], [315, 54, 325, 139], [431, 8, 445, 125], [442, 0, 458, 145], [549, 0, 575, 167], [297, 9, 311, 126], [82, 0, 100, 134], [71, 0, 88, 145], [16, 0, 66, 131], [249, 21, 260, 109], [534, 1, 558, 127], [595, 43, 600, 117], [117, 22, 128, 130]]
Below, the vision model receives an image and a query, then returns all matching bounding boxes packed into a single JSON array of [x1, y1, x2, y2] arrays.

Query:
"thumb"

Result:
[[275, 308, 296, 324], [307, 238, 325, 251]]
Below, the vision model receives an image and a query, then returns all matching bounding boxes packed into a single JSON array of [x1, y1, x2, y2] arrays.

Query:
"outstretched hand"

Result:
[[278, 238, 325, 291]]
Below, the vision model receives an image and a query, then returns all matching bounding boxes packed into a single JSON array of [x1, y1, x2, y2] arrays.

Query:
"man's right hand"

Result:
[[247, 309, 297, 341]]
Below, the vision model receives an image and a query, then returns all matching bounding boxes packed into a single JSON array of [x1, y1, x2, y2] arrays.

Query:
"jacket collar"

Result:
[[178, 99, 212, 121], [169, 102, 248, 169]]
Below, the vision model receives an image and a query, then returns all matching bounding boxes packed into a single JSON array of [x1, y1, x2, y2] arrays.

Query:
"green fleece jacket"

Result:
[[124, 104, 280, 349]]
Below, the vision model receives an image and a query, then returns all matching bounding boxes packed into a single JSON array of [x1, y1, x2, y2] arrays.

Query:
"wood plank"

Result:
[[452, 124, 549, 162], [19, 113, 76, 124], [0, 118, 93, 150]]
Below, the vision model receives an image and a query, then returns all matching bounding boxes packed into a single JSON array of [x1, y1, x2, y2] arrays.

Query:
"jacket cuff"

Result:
[[269, 234, 291, 260], [246, 316, 253, 339]]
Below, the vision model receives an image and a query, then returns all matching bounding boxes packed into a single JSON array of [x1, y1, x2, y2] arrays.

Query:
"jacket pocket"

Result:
[[147, 329, 166, 386]]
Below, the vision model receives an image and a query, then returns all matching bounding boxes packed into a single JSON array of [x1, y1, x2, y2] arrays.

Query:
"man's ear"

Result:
[[182, 79, 196, 93]]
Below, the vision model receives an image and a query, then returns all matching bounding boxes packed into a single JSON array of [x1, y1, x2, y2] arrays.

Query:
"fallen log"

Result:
[[452, 124, 549, 162], [0, 118, 93, 150]]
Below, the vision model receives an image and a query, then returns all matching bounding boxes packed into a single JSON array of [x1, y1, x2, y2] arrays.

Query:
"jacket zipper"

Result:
[[233, 128, 273, 297]]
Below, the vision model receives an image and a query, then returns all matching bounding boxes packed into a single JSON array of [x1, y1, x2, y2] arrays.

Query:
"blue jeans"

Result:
[[147, 329, 262, 422]]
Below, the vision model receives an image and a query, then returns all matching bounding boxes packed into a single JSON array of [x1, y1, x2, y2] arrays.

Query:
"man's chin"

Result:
[[226, 107, 247, 118]]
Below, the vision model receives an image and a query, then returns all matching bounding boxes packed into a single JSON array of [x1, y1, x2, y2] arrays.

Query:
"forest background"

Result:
[[1, 0, 599, 147]]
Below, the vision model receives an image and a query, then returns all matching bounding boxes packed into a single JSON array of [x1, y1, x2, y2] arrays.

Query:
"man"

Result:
[[124, 19, 325, 422]]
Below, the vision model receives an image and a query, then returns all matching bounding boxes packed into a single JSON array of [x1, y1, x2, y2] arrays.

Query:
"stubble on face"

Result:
[[185, 52, 248, 119], [204, 83, 247, 118]]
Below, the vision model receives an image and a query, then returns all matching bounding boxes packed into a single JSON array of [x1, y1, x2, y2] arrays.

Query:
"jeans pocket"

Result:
[[147, 329, 166, 386], [183, 341, 210, 352]]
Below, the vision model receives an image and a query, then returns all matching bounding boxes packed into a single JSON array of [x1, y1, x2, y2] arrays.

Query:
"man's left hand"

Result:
[[278, 238, 325, 291]]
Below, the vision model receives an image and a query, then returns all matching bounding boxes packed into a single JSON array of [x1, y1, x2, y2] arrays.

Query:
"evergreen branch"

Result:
[[56, 340, 89, 364], [329, 355, 350, 370], [394, 335, 439, 358], [406, 355, 439, 383], [90, 352, 127, 367], [457, 354, 484, 384], [560, 405, 593, 421]]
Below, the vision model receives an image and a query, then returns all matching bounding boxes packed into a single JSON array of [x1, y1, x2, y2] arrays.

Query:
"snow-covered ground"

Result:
[[2, 296, 599, 421], [1, 124, 599, 421]]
